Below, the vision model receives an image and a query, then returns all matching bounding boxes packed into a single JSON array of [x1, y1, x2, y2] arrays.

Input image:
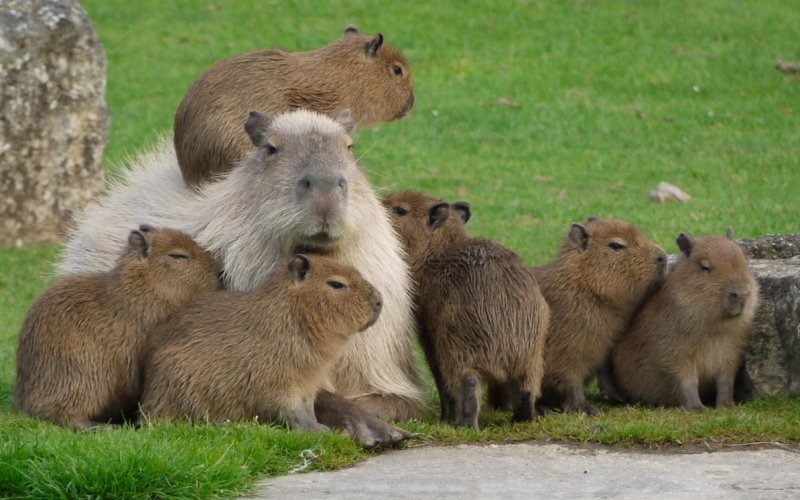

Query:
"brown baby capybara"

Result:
[[609, 230, 759, 411], [14, 226, 220, 429], [383, 191, 550, 428], [526, 217, 667, 415], [174, 27, 415, 187], [140, 254, 382, 432]]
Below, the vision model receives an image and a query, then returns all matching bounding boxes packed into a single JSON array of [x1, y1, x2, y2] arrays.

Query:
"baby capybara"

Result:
[[140, 254, 382, 431], [531, 217, 666, 414], [14, 226, 220, 429], [383, 191, 549, 428], [610, 230, 759, 411]]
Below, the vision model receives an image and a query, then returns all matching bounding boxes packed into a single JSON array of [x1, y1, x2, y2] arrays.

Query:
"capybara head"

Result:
[[673, 230, 758, 320], [121, 225, 221, 308], [283, 254, 382, 336], [556, 217, 667, 308], [242, 109, 361, 252], [381, 190, 471, 265], [337, 27, 415, 122]]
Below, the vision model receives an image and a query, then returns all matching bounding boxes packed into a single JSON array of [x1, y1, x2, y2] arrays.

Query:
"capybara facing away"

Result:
[[174, 27, 415, 187], [383, 191, 549, 428], [58, 109, 422, 446], [140, 254, 382, 430], [531, 217, 666, 414], [610, 231, 759, 411], [15, 227, 220, 429]]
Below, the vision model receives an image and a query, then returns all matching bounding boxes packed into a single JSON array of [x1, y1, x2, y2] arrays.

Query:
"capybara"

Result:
[[174, 27, 415, 187], [57, 109, 421, 446], [15, 226, 220, 429], [528, 217, 666, 414], [140, 254, 382, 431], [383, 191, 549, 428], [609, 230, 759, 411]]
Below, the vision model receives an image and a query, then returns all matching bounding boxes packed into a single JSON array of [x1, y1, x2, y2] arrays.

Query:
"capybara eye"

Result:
[[699, 259, 712, 273], [347, 143, 355, 151], [265, 144, 278, 156], [608, 242, 626, 251], [392, 64, 404, 77], [393, 206, 408, 216], [327, 280, 347, 290], [169, 252, 190, 260]]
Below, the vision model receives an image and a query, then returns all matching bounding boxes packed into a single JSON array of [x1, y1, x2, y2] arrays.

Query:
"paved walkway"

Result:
[[256, 443, 800, 499]]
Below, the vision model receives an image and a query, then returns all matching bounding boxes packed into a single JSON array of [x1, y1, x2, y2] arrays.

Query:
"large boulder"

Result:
[[0, 0, 108, 247]]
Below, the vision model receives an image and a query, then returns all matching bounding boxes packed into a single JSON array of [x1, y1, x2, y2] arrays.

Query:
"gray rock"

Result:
[[0, 0, 107, 247], [738, 235, 800, 260]]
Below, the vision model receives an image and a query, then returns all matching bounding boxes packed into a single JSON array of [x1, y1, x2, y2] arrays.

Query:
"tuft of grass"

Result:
[[1, 0, 798, 497]]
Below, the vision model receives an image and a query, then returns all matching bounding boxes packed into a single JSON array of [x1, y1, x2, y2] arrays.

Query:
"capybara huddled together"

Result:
[[15, 26, 766, 449], [15, 226, 220, 429], [383, 191, 549, 428]]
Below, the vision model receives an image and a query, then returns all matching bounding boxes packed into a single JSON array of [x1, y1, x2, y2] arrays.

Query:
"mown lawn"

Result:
[[2, 0, 799, 497]]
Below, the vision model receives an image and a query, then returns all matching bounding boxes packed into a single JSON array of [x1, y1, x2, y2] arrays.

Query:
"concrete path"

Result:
[[257, 443, 800, 499]]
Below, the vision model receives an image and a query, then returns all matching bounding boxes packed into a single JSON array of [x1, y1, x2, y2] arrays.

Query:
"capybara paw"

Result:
[[715, 398, 735, 408], [351, 417, 413, 449], [681, 402, 706, 413]]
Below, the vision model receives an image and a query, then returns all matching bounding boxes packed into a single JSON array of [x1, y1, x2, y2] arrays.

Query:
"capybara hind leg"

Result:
[[350, 393, 422, 422], [439, 388, 456, 424], [562, 379, 598, 415], [454, 373, 480, 429], [679, 377, 705, 412], [288, 400, 329, 432], [487, 380, 512, 411], [597, 358, 625, 403], [715, 371, 735, 408], [315, 390, 413, 449], [511, 378, 539, 422]]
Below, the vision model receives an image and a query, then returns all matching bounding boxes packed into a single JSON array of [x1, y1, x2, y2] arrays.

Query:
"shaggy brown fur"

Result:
[[14, 227, 220, 429], [610, 231, 759, 411], [530, 217, 666, 414], [140, 254, 383, 431], [383, 191, 550, 428], [174, 27, 415, 187]]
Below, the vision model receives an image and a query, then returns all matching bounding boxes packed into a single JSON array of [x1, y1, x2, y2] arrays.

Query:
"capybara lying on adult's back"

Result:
[[174, 27, 415, 187], [15, 227, 219, 429], [610, 230, 759, 411]]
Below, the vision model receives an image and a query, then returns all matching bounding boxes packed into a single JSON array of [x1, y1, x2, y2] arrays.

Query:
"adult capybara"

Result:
[[15, 226, 219, 429], [174, 27, 415, 187], [141, 254, 382, 431], [383, 191, 549, 428], [57, 109, 420, 446], [529, 217, 666, 414], [609, 230, 759, 411]]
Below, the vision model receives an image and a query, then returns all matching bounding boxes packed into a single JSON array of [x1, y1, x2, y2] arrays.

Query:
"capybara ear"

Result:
[[568, 223, 590, 251], [452, 201, 471, 224], [726, 227, 734, 241], [334, 109, 356, 135], [676, 233, 694, 257], [128, 230, 149, 260], [344, 25, 360, 36], [586, 216, 598, 223], [244, 111, 274, 148], [428, 202, 450, 230], [365, 33, 384, 58], [289, 254, 311, 282], [138, 223, 153, 233]]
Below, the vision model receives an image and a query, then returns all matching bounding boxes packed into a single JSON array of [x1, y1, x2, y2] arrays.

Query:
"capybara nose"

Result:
[[371, 288, 383, 315]]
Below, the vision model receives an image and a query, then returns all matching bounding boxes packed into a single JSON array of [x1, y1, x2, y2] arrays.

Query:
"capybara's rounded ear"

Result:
[[428, 202, 450, 230], [676, 233, 695, 257], [244, 111, 274, 148], [344, 25, 360, 36], [365, 33, 384, 58], [569, 223, 590, 251], [726, 227, 734, 241], [452, 201, 471, 224], [289, 254, 311, 282], [128, 230, 149, 260], [334, 109, 356, 135]]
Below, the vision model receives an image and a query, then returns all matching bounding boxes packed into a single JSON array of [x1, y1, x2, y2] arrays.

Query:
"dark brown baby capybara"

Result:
[[174, 27, 415, 187], [383, 191, 550, 428], [140, 254, 382, 432], [530, 217, 667, 414], [609, 230, 759, 411], [14, 226, 220, 429]]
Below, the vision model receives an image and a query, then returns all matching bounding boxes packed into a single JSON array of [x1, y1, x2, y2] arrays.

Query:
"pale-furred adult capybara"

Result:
[[141, 254, 382, 432], [383, 191, 549, 428], [15, 226, 220, 429], [520, 217, 667, 415], [57, 109, 420, 447], [609, 230, 759, 411], [174, 27, 415, 187]]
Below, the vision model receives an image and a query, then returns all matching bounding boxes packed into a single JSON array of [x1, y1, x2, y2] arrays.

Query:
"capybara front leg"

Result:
[[562, 378, 597, 415], [288, 398, 329, 432], [314, 390, 413, 449], [715, 371, 735, 408], [679, 377, 705, 412], [454, 373, 480, 429]]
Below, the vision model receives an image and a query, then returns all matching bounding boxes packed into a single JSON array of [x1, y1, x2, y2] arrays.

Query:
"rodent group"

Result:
[[15, 27, 762, 444]]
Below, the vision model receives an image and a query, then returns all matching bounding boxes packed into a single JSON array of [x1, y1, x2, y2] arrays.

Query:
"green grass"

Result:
[[2, 0, 799, 497]]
